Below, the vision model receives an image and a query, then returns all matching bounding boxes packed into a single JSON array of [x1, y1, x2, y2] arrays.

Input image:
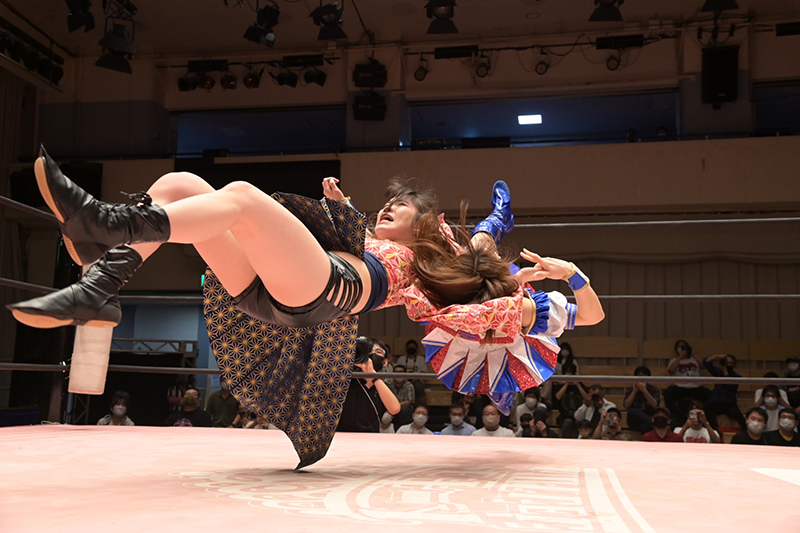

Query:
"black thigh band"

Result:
[[231, 251, 363, 329]]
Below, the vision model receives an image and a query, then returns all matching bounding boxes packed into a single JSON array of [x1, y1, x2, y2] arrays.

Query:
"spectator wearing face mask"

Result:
[[758, 385, 786, 431], [677, 407, 719, 443], [522, 409, 558, 438], [97, 390, 134, 426], [472, 405, 515, 437], [396, 405, 434, 435], [553, 363, 589, 438], [574, 384, 616, 432], [164, 388, 213, 427], [207, 380, 240, 428], [664, 340, 711, 427], [387, 365, 415, 428], [765, 409, 800, 447], [623, 366, 661, 433], [513, 387, 543, 430], [540, 343, 581, 405], [394, 340, 428, 409], [702, 354, 746, 431], [730, 407, 768, 445], [576, 420, 594, 439], [755, 373, 790, 407], [641, 407, 682, 442], [440, 404, 476, 436], [781, 356, 800, 413], [592, 407, 629, 441]]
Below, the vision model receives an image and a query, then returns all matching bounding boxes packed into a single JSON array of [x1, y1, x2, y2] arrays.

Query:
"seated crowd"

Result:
[[100, 338, 800, 446]]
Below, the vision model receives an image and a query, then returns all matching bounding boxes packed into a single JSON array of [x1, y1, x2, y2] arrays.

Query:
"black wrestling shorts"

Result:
[[231, 251, 364, 328]]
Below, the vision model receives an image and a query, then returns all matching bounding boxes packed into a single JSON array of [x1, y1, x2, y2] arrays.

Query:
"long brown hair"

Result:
[[367, 177, 438, 236], [409, 204, 519, 309]]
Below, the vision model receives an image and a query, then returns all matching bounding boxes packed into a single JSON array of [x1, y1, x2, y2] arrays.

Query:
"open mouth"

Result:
[[379, 213, 394, 223]]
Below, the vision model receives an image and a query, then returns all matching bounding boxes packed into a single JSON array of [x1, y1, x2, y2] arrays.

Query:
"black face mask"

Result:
[[653, 416, 669, 429]]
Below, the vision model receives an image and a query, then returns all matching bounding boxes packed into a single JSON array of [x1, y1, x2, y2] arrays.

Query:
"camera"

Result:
[[591, 393, 602, 403], [353, 336, 385, 373], [533, 409, 548, 424]]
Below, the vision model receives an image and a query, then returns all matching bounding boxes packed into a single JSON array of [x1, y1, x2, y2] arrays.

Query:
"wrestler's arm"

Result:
[[322, 177, 346, 201]]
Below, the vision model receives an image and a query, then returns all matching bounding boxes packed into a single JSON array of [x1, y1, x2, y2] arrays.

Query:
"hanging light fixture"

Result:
[[310, 3, 347, 41], [425, 0, 457, 34], [589, 0, 624, 22], [66, 0, 95, 32], [244, 1, 280, 48], [95, 21, 136, 73]]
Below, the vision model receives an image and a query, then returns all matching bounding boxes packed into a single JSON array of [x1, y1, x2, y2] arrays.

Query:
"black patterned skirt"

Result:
[[202, 193, 367, 469]]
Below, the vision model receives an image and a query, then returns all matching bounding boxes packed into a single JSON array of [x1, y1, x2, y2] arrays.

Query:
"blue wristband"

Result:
[[567, 266, 590, 291]]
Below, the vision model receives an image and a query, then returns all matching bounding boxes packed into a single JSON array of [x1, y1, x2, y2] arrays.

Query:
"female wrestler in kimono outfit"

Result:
[[8, 147, 602, 466]]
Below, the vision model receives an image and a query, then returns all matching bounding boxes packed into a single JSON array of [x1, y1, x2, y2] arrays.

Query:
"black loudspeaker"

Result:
[[702, 46, 739, 106]]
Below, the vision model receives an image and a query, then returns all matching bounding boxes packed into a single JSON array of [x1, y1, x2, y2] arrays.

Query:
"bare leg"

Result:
[[130, 173, 256, 297], [156, 180, 331, 307]]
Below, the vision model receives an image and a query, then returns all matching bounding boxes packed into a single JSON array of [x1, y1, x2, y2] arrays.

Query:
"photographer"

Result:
[[337, 337, 401, 433], [573, 384, 616, 432], [678, 407, 720, 443], [521, 409, 558, 438], [592, 407, 629, 441]]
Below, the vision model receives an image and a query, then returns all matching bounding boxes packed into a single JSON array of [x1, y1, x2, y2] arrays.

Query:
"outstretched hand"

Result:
[[515, 249, 574, 285], [322, 177, 345, 201]]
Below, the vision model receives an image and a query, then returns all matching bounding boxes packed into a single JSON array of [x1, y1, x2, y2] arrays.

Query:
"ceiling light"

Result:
[[589, 0, 624, 22], [518, 114, 542, 125], [535, 60, 549, 75], [303, 68, 327, 87], [243, 69, 261, 89], [414, 53, 429, 81], [66, 0, 95, 33], [244, 1, 279, 48], [198, 73, 216, 91], [95, 22, 136, 74], [177, 74, 198, 92], [606, 55, 620, 70], [475, 54, 491, 78], [275, 70, 299, 87], [221, 72, 237, 90], [426, 0, 458, 34], [701, 0, 738, 13], [311, 3, 347, 41]]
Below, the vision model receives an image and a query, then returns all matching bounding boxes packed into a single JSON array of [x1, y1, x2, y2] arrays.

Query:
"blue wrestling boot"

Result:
[[472, 180, 514, 245]]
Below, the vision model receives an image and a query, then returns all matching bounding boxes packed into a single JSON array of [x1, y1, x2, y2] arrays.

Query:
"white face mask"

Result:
[[561, 350, 570, 357], [450, 416, 464, 427], [413, 414, 428, 426], [789, 362, 800, 372], [746, 420, 765, 434], [484, 414, 500, 427], [525, 398, 538, 409], [112, 406, 126, 417], [779, 418, 796, 431], [381, 411, 393, 424], [764, 397, 778, 408]]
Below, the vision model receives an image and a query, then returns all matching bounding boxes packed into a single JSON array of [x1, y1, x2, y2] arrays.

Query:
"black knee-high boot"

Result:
[[36, 145, 171, 266], [7, 246, 143, 329]]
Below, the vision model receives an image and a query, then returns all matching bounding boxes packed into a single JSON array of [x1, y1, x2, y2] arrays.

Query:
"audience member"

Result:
[[755, 372, 790, 407], [574, 384, 616, 431], [206, 381, 239, 428], [576, 420, 594, 439], [641, 407, 683, 442], [677, 407, 719, 443], [593, 407, 630, 441], [522, 409, 558, 438], [164, 388, 213, 427], [231, 405, 253, 428], [387, 365, 415, 428], [783, 356, 800, 412], [338, 337, 401, 433], [759, 385, 786, 431], [97, 390, 134, 426], [623, 366, 661, 433], [515, 413, 533, 437], [396, 405, 434, 435], [372, 339, 392, 374], [472, 404, 515, 437], [702, 354, 746, 430], [513, 387, 542, 430], [440, 404, 476, 436], [553, 363, 588, 438], [730, 407, 768, 445], [664, 340, 711, 426], [765, 409, 800, 447], [167, 374, 193, 412], [454, 392, 488, 429], [540, 343, 581, 405], [395, 339, 428, 406]]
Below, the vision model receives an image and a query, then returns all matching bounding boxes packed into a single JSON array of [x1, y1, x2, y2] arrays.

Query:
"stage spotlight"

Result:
[[275, 70, 299, 87], [177, 74, 198, 92], [66, 0, 95, 33], [475, 54, 491, 78], [701, 0, 738, 13], [311, 3, 347, 41], [243, 70, 261, 89], [96, 22, 136, 74], [221, 72, 237, 90], [244, 1, 279, 48], [606, 55, 620, 70], [198, 73, 216, 91], [414, 53, 429, 81], [535, 60, 549, 75], [303, 68, 327, 87], [589, 0, 624, 22], [426, 0, 457, 34]]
